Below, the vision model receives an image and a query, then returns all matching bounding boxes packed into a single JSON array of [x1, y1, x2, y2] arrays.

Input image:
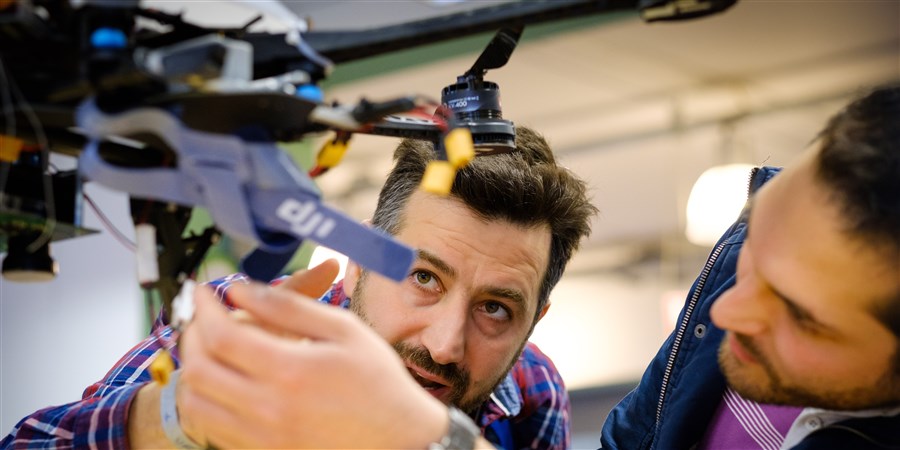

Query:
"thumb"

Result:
[[275, 258, 340, 298]]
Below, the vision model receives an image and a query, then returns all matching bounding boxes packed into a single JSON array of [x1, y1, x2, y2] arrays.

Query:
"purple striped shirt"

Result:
[[698, 387, 803, 450]]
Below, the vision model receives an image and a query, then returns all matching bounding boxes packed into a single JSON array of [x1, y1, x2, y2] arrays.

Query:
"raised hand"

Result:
[[177, 264, 449, 449]]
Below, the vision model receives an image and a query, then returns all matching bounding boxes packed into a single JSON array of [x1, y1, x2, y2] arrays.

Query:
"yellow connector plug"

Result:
[[317, 139, 349, 169], [0, 135, 24, 162], [444, 128, 475, 168], [150, 349, 176, 385], [421, 160, 456, 196]]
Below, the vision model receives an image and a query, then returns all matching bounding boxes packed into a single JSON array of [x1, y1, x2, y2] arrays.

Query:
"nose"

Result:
[[421, 296, 468, 366], [710, 276, 771, 336]]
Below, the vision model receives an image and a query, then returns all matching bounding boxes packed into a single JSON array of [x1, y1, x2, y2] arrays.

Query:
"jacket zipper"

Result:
[[746, 167, 760, 199], [653, 166, 761, 439], [654, 240, 727, 429]]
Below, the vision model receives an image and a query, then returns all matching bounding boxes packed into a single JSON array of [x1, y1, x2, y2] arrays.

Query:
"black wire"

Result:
[[83, 191, 137, 251]]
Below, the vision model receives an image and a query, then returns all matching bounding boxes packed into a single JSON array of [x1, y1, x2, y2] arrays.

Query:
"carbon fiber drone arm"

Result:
[[76, 100, 415, 284]]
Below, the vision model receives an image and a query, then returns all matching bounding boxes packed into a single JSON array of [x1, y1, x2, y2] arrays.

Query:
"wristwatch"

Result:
[[428, 407, 480, 450], [160, 370, 204, 449]]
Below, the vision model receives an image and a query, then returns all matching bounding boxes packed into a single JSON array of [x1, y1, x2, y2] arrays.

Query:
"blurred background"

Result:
[[1, 0, 898, 447]]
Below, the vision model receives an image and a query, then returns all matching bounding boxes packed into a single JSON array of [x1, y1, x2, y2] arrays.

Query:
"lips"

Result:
[[728, 333, 758, 364], [406, 363, 452, 400], [409, 368, 445, 388]]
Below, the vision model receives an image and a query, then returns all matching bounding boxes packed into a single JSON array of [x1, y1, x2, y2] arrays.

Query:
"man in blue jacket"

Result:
[[602, 85, 900, 449]]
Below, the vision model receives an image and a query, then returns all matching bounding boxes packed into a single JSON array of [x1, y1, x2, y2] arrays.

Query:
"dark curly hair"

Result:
[[371, 126, 597, 324], [814, 84, 900, 340]]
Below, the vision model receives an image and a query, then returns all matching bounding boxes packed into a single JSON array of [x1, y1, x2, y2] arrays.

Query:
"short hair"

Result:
[[813, 84, 900, 338], [371, 126, 597, 323]]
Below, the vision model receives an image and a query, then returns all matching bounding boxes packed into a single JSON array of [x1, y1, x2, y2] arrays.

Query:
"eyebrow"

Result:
[[771, 287, 814, 323], [743, 197, 838, 336], [416, 249, 529, 312], [485, 287, 528, 313], [747, 232, 836, 333], [417, 249, 456, 279], [769, 271, 838, 336]]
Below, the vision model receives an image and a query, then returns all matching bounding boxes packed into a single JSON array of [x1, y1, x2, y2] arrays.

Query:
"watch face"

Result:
[[429, 407, 479, 450]]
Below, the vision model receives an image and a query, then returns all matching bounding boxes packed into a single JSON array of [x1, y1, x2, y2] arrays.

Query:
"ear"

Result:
[[343, 258, 362, 294], [342, 219, 372, 293], [536, 302, 551, 323]]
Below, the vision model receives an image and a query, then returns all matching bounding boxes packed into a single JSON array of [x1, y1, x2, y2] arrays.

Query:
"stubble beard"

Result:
[[350, 272, 521, 414], [718, 332, 900, 410]]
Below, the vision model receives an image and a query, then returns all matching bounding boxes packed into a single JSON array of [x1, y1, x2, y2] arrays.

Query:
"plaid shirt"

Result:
[[1, 275, 570, 450]]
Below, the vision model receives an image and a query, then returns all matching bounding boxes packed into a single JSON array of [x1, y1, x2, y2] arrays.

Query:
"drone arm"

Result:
[[300, 0, 640, 64], [251, 190, 415, 282]]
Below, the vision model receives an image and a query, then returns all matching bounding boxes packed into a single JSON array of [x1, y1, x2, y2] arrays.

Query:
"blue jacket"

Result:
[[600, 166, 900, 450]]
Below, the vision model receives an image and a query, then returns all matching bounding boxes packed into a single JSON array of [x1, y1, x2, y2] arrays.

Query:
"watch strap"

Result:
[[160, 369, 204, 449], [428, 407, 479, 450]]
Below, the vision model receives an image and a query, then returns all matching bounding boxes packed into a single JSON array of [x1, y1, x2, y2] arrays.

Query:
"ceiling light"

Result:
[[685, 163, 754, 246]]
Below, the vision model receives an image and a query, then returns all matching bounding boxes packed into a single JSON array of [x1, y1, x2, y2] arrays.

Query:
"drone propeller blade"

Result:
[[467, 26, 524, 77]]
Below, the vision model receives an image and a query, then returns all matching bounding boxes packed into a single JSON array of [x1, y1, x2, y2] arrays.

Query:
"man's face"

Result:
[[343, 190, 551, 413], [710, 148, 900, 410]]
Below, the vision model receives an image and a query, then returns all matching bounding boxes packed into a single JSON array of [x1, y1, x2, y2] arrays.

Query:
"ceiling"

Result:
[[152, 1, 900, 271], [295, 0, 899, 275]]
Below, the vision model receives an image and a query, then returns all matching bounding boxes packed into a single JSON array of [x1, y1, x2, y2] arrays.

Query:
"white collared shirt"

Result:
[[781, 405, 900, 449]]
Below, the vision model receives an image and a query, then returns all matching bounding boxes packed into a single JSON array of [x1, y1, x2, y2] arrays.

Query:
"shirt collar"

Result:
[[781, 404, 900, 449], [478, 372, 523, 426]]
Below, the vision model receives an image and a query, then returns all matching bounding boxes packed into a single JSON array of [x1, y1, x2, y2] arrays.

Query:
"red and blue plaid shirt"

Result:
[[1, 274, 570, 450]]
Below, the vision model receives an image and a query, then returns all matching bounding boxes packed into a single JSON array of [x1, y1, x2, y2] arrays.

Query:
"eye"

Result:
[[410, 270, 441, 293], [776, 294, 828, 336], [785, 305, 819, 333], [480, 301, 511, 322]]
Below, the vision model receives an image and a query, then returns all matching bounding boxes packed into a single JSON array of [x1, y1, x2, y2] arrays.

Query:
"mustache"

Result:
[[393, 342, 468, 389]]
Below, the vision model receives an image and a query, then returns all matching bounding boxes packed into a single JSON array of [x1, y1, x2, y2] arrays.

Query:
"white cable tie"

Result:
[[135, 223, 159, 286], [171, 280, 197, 332]]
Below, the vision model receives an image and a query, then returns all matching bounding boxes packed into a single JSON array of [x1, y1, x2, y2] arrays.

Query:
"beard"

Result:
[[718, 332, 900, 410], [350, 271, 518, 414], [394, 342, 484, 414]]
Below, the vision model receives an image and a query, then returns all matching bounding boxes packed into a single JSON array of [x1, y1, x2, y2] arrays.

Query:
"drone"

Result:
[[0, 0, 738, 315]]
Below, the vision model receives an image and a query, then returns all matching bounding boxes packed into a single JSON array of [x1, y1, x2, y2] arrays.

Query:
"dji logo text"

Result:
[[276, 199, 336, 239]]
